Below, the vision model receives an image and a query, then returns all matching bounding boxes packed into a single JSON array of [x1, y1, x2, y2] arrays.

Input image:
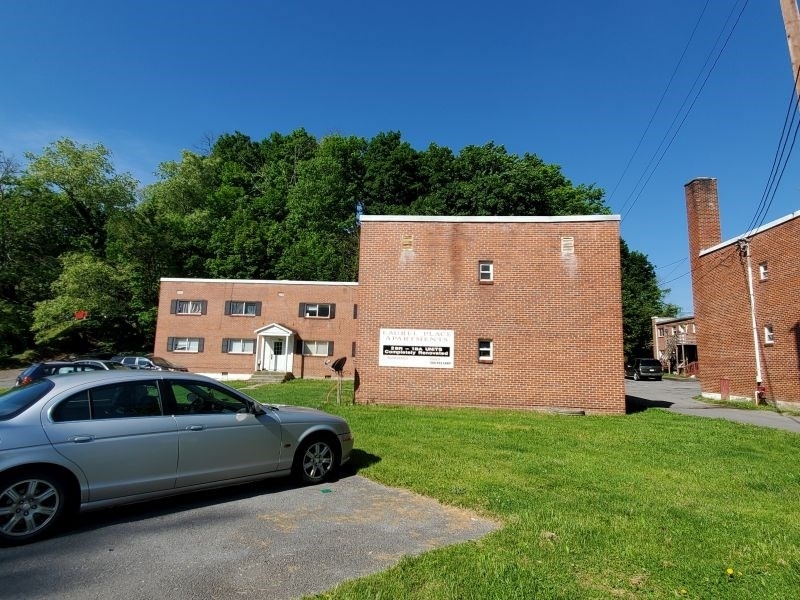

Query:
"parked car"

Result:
[[15, 361, 105, 386], [72, 359, 130, 370], [0, 370, 353, 545], [625, 358, 664, 381], [112, 355, 188, 371]]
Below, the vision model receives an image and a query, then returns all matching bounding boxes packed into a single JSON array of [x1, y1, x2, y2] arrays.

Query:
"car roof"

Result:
[[36, 361, 77, 367], [40, 369, 210, 392]]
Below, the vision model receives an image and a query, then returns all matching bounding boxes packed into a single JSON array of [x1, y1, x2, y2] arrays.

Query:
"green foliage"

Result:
[[23, 138, 136, 254], [31, 252, 138, 348], [621, 239, 679, 359]]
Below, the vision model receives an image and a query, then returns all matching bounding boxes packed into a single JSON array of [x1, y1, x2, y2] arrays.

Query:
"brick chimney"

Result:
[[685, 177, 721, 264]]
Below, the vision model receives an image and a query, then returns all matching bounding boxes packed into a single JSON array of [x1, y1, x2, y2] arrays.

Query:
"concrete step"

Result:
[[246, 371, 290, 385]]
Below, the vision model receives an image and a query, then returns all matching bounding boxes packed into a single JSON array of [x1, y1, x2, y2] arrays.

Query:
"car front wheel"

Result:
[[0, 471, 68, 546], [295, 438, 339, 484]]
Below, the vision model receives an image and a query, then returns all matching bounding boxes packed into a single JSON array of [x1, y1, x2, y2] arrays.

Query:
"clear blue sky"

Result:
[[3, 1, 798, 315]]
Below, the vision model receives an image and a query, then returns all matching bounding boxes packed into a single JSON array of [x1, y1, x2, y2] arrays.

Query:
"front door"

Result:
[[263, 337, 287, 372]]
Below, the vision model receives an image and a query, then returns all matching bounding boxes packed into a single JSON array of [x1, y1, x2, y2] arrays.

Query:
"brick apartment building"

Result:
[[651, 315, 698, 374], [355, 215, 625, 413], [154, 215, 625, 414], [686, 177, 800, 407], [154, 279, 358, 379]]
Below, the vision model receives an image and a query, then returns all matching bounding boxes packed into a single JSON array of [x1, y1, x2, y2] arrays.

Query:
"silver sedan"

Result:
[[0, 371, 353, 545]]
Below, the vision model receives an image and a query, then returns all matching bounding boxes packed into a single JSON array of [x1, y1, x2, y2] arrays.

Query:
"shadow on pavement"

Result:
[[626, 394, 673, 414], [56, 448, 382, 540]]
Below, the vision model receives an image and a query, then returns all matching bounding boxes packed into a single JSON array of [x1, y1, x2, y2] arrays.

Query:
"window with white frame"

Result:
[[225, 301, 261, 316], [172, 300, 206, 315], [300, 303, 334, 318], [764, 325, 775, 345], [302, 340, 331, 356], [479, 261, 494, 282], [759, 262, 769, 280], [691, 324, 696, 334], [168, 337, 203, 352], [478, 339, 493, 362], [657, 327, 665, 338], [222, 338, 255, 354]]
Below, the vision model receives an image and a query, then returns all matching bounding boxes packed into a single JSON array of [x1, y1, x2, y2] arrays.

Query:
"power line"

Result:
[[608, 0, 711, 207], [618, 0, 751, 220], [742, 65, 800, 235]]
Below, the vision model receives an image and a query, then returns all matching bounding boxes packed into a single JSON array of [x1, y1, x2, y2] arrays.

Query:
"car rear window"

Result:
[[20, 364, 41, 377], [639, 359, 661, 367], [0, 379, 55, 419]]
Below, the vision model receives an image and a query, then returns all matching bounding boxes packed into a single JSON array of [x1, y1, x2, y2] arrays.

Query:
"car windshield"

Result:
[[0, 379, 54, 419]]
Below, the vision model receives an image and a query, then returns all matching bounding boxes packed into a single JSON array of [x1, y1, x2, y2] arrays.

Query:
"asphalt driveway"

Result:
[[626, 377, 800, 433], [0, 469, 499, 600]]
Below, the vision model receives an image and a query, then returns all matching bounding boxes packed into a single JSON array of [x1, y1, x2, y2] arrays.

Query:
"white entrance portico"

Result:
[[255, 323, 295, 373]]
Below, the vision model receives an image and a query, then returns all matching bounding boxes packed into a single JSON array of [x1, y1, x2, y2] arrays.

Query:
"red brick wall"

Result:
[[154, 280, 358, 378], [354, 217, 625, 414], [686, 179, 800, 405]]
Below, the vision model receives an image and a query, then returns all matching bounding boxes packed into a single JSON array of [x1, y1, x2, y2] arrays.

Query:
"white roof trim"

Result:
[[700, 209, 800, 256], [254, 323, 295, 335], [160, 278, 357, 286], [359, 214, 620, 223], [653, 315, 694, 324]]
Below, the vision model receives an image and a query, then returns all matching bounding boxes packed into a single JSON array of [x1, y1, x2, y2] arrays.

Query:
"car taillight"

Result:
[[21, 376, 33, 385]]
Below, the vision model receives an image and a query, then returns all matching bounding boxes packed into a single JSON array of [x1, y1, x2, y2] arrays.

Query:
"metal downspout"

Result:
[[739, 239, 763, 399]]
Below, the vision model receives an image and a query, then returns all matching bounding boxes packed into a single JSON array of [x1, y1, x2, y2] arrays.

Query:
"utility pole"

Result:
[[781, 0, 800, 97]]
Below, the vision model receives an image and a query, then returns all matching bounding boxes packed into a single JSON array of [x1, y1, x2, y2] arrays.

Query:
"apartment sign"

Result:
[[379, 328, 454, 368]]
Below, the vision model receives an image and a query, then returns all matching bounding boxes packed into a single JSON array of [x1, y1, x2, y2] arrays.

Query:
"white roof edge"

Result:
[[700, 209, 800, 256], [160, 278, 358, 286], [359, 214, 620, 223], [653, 315, 694, 324]]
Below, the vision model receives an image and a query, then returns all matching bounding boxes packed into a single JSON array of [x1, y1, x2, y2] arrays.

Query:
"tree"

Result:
[[278, 135, 365, 281], [0, 151, 86, 357], [409, 143, 607, 217], [620, 239, 679, 360], [31, 252, 144, 351], [23, 139, 137, 254]]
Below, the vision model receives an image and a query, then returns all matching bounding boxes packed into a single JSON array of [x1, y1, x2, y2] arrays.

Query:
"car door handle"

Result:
[[71, 435, 94, 443], [185, 425, 205, 431]]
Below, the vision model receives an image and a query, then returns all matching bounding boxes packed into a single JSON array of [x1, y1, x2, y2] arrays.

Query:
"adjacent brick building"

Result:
[[154, 215, 626, 413], [651, 315, 698, 374], [154, 279, 358, 379], [685, 177, 800, 407], [355, 215, 625, 413]]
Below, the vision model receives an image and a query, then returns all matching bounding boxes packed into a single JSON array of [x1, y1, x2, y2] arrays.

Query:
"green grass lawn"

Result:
[[244, 379, 800, 599]]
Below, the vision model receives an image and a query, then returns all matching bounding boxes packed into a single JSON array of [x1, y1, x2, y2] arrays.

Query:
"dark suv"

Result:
[[625, 358, 663, 381]]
